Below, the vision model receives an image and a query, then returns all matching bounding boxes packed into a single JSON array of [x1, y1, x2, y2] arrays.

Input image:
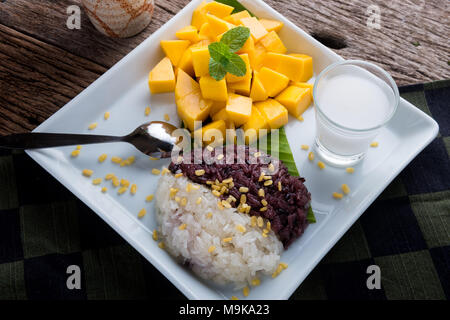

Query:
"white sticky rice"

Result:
[[155, 174, 283, 288]]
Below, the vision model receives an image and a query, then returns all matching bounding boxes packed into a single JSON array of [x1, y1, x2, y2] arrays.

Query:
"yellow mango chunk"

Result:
[[148, 57, 176, 94], [250, 71, 268, 102], [178, 40, 211, 77], [250, 42, 267, 70], [204, 1, 234, 18], [210, 100, 226, 116], [175, 67, 198, 100], [176, 25, 200, 43], [291, 82, 314, 100], [198, 22, 216, 40], [240, 17, 268, 42], [243, 106, 269, 144], [160, 40, 190, 67], [228, 73, 252, 96], [258, 67, 289, 97], [289, 54, 314, 82], [206, 13, 234, 37], [176, 69, 212, 131], [212, 107, 230, 122], [199, 76, 228, 101], [262, 53, 312, 82], [226, 93, 253, 127], [275, 86, 312, 118], [224, 10, 251, 25], [192, 1, 208, 29], [259, 31, 287, 54], [259, 19, 284, 33], [236, 35, 255, 59], [226, 54, 251, 83], [192, 46, 210, 77], [194, 120, 227, 146], [178, 48, 195, 77], [255, 99, 288, 129]]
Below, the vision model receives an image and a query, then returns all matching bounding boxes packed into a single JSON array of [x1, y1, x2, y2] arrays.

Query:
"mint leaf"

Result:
[[209, 58, 227, 81], [224, 53, 246, 77], [208, 42, 232, 65], [208, 42, 247, 79], [220, 26, 250, 52]]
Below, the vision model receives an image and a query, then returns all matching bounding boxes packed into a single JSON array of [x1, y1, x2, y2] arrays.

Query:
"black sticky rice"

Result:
[[168, 145, 311, 248]]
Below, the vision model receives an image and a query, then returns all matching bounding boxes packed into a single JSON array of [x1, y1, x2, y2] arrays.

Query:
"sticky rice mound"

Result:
[[155, 174, 283, 287]]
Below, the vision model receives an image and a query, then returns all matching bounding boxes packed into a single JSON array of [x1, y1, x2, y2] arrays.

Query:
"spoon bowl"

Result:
[[0, 121, 179, 159]]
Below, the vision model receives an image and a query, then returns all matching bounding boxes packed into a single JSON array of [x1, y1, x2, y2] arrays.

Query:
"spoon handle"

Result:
[[0, 133, 124, 150]]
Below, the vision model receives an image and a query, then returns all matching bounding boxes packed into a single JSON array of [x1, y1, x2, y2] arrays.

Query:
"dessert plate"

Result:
[[26, 0, 439, 299]]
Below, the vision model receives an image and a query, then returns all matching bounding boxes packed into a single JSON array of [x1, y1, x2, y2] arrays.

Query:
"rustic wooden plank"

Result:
[[0, 0, 448, 84], [0, 24, 106, 135], [0, 0, 183, 68], [271, 0, 450, 85]]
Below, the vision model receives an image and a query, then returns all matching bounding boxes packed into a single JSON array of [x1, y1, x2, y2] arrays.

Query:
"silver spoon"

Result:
[[0, 121, 178, 158]]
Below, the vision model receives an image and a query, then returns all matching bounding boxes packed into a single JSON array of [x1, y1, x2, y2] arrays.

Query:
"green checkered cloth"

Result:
[[0, 81, 448, 300]]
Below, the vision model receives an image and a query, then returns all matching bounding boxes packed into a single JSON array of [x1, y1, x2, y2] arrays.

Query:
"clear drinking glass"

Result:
[[313, 60, 399, 167]]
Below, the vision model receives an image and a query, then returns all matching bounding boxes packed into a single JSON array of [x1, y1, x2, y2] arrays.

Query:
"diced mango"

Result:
[[262, 53, 312, 82], [250, 42, 267, 70], [176, 25, 200, 43], [259, 31, 287, 54], [240, 17, 268, 42], [199, 22, 220, 41], [206, 13, 234, 37], [250, 71, 268, 102], [226, 93, 252, 127], [291, 82, 314, 100], [224, 10, 251, 25], [228, 73, 252, 96], [178, 48, 195, 77], [191, 1, 208, 29], [236, 35, 255, 61], [148, 57, 176, 94], [210, 100, 226, 116], [255, 99, 288, 129], [289, 54, 313, 82], [258, 67, 289, 97], [192, 46, 210, 77], [175, 69, 212, 131], [243, 106, 269, 144], [204, 1, 234, 18], [160, 40, 190, 67], [194, 120, 227, 146], [178, 40, 211, 77], [275, 86, 312, 118], [259, 19, 284, 33], [199, 76, 228, 101], [175, 67, 198, 100], [212, 107, 229, 122], [226, 54, 251, 83]]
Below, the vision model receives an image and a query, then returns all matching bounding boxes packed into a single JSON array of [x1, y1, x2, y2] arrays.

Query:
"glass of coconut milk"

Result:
[[313, 60, 399, 167]]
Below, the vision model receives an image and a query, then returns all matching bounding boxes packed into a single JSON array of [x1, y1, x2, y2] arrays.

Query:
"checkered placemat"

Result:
[[0, 81, 448, 300]]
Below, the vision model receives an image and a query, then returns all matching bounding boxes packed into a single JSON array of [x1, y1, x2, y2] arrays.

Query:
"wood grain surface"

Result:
[[0, 0, 449, 134]]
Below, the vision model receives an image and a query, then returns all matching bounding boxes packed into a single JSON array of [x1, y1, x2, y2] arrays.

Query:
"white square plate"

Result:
[[27, 0, 438, 299]]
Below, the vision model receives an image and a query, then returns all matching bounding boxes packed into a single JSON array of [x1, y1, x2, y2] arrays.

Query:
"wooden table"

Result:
[[0, 0, 449, 135]]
